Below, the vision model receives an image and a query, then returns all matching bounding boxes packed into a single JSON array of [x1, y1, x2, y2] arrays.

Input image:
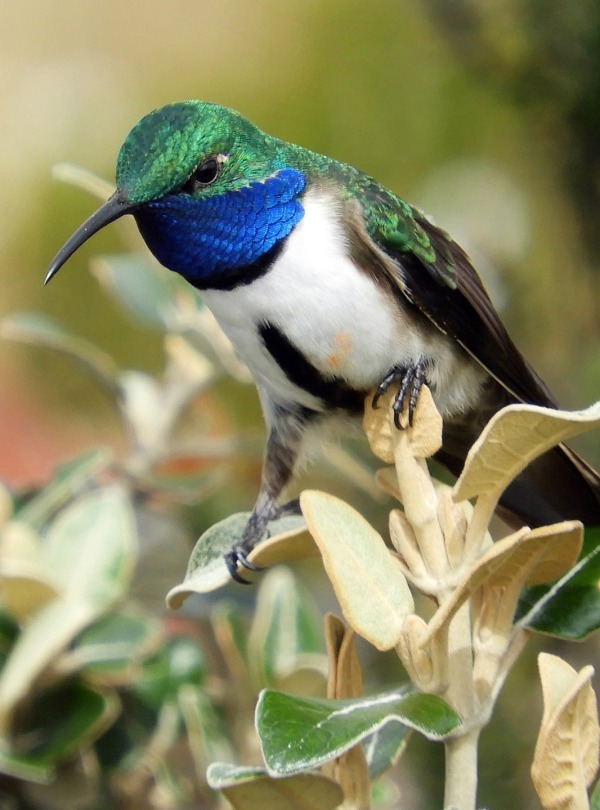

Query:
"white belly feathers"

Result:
[[202, 189, 485, 418]]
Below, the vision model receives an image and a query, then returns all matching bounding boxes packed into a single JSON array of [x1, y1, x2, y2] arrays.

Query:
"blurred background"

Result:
[[1, 1, 600, 807]]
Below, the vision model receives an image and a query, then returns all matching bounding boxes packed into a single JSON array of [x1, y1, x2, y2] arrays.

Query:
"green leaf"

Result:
[[248, 568, 325, 687], [0, 488, 137, 725], [167, 512, 250, 601], [0, 599, 98, 726], [52, 162, 114, 200], [211, 601, 249, 674], [166, 512, 307, 605], [133, 637, 206, 710], [591, 775, 600, 809], [91, 253, 178, 329], [15, 679, 119, 766], [0, 750, 53, 783], [256, 687, 461, 775], [16, 448, 113, 529], [72, 610, 162, 683], [1, 313, 120, 396], [207, 762, 275, 786], [206, 762, 344, 810], [518, 527, 600, 639], [363, 721, 411, 779], [42, 485, 137, 608], [0, 611, 19, 652], [300, 491, 414, 650], [178, 685, 234, 777]]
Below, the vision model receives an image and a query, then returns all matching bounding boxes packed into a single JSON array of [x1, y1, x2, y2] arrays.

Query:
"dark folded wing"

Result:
[[367, 201, 556, 407]]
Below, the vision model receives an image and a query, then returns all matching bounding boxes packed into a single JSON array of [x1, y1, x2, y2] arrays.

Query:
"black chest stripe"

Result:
[[258, 322, 365, 413]]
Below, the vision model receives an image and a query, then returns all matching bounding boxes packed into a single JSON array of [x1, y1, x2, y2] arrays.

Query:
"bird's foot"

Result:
[[225, 544, 261, 585], [372, 358, 428, 428], [224, 499, 299, 583]]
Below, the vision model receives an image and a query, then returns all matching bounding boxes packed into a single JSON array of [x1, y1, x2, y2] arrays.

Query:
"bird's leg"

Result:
[[372, 357, 429, 428], [225, 407, 310, 583]]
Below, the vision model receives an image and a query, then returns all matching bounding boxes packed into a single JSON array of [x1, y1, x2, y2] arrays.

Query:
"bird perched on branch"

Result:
[[46, 100, 600, 581]]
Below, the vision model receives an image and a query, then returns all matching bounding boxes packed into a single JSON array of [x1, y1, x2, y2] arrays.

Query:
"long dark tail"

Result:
[[497, 444, 600, 528]]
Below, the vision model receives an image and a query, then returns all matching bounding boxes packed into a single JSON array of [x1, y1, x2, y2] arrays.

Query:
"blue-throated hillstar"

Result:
[[46, 101, 600, 581]]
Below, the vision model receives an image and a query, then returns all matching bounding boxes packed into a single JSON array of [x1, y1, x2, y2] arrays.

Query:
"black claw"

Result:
[[226, 558, 252, 585], [225, 544, 263, 584], [372, 368, 399, 410], [374, 358, 428, 429], [278, 497, 302, 517], [224, 495, 302, 583]]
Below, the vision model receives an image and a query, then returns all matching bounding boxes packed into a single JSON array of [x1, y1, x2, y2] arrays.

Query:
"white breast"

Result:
[[202, 189, 485, 418]]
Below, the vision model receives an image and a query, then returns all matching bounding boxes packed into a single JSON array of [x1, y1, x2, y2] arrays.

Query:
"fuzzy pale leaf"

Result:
[[248, 526, 318, 570], [363, 385, 442, 463], [375, 467, 403, 500], [324, 614, 364, 701], [321, 617, 370, 805], [300, 491, 413, 650], [424, 521, 582, 645], [532, 653, 599, 809], [454, 401, 600, 504]]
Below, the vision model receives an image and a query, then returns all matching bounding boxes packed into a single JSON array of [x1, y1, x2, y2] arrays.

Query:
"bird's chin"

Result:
[[134, 208, 199, 279]]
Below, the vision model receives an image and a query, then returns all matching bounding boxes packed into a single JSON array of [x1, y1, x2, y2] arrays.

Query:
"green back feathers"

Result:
[[274, 134, 454, 286]]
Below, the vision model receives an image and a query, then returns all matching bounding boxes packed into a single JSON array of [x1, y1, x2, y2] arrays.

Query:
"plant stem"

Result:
[[443, 602, 479, 809], [443, 727, 480, 810]]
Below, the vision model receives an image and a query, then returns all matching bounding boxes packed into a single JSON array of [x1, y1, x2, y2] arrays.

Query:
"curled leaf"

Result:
[[425, 521, 582, 647], [166, 513, 310, 606], [396, 614, 448, 694], [363, 385, 442, 464], [324, 614, 363, 701], [454, 401, 600, 504], [207, 763, 344, 810], [531, 653, 600, 809], [256, 686, 461, 776]]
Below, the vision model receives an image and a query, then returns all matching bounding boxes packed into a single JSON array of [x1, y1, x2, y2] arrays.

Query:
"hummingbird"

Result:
[[46, 100, 600, 581]]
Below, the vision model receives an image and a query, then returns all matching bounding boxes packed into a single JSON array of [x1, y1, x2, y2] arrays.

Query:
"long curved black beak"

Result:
[[44, 192, 139, 285]]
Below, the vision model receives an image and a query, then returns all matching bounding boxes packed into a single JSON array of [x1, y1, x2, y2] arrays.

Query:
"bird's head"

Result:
[[46, 101, 306, 287]]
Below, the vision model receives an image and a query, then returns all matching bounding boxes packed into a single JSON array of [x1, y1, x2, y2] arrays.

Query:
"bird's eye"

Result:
[[183, 157, 220, 193]]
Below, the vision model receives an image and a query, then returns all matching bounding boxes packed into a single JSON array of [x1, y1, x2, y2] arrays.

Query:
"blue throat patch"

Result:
[[135, 167, 306, 287]]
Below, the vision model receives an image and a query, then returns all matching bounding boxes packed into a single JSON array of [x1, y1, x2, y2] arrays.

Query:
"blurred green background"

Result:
[[2, 0, 600, 486], [1, 2, 600, 807]]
